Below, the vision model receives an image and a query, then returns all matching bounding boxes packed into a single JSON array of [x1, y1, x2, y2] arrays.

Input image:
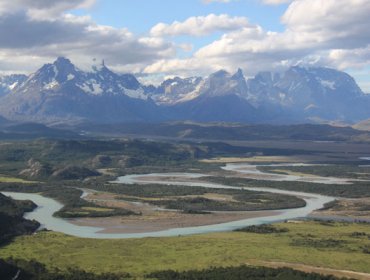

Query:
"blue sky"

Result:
[[73, 0, 288, 57], [82, 0, 287, 33], [0, 0, 369, 92]]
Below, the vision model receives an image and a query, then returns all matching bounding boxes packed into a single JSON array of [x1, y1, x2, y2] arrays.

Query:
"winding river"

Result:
[[2, 163, 339, 239]]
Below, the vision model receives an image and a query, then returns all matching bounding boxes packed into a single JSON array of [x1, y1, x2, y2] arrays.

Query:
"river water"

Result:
[[2, 163, 336, 239]]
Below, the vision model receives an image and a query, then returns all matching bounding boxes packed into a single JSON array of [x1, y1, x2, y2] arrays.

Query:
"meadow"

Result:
[[0, 221, 369, 279]]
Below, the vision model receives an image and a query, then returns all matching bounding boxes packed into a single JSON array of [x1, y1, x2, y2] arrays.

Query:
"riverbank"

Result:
[[2, 161, 336, 238], [71, 210, 280, 234]]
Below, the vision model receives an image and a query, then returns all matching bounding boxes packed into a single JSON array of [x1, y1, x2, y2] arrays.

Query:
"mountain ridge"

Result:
[[0, 57, 369, 125]]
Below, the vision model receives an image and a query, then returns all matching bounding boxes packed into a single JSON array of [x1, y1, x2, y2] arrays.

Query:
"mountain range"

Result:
[[0, 57, 369, 125]]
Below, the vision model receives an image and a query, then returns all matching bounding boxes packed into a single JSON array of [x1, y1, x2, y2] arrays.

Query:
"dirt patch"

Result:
[[70, 210, 280, 234], [313, 198, 370, 220], [75, 192, 280, 234], [84, 192, 157, 213], [200, 156, 301, 163]]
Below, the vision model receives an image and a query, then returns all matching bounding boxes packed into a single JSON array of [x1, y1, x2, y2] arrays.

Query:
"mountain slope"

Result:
[[0, 74, 27, 97], [246, 66, 369, 122], [76, 121, 370, 142], [0, 57, 368, 124], [0, 58, 160, 123], [153, 66, 370, 123]]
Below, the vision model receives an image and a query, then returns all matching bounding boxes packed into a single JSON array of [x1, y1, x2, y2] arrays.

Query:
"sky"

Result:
[[0, 0, 369, 91]]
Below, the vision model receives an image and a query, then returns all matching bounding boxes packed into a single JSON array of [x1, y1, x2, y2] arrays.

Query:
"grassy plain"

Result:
[[0, 221, 369, 278], [0, 176, 37, 183], [259, 165, 370, 180], [199, 155, 310, 163]]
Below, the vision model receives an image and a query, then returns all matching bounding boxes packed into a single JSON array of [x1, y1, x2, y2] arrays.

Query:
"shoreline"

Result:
[[70, 210, 281, 234]]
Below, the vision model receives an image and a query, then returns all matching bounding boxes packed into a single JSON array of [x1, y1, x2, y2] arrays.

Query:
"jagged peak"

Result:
[[52, 57, 76, 73], [231, 68, 245, 80], [209, 69, 230, 79], [54, 56, 73, 65], [91, 58, 110, 73]]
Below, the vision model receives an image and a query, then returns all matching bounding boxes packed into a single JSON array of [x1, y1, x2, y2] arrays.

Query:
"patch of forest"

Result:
[[0, 193, 39, 245], [0, 258, 130, 280], [146, 265, 348, 280], [0, 259, 350, 280]]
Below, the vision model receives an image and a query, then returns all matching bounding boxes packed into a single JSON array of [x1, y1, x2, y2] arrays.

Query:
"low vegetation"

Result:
[[0, 221, 369, 278], [0, 184, 138, 218], [0, 175, 37, 183], [203, 176, 370, 198], [235, 224, 289, 234], [79, 122, 370, 142], [146, 265, 348, 280], [0, 258, 130, 280], [0, 258, 349, 280], [89, 183, 306, 212]]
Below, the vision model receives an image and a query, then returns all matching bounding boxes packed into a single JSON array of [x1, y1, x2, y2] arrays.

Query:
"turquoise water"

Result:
[[2, 163, 335, 239]]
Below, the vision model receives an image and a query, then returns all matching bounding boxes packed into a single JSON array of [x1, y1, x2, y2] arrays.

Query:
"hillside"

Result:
[[0, 193, 39, 244], [77, 122, 370, 142]]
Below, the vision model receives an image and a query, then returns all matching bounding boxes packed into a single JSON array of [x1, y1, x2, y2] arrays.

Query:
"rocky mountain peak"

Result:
[[0, 74, 27, 96], [0, 57, 369, 124], [54, 57, 74, 69], [231, 68, 245, 80]]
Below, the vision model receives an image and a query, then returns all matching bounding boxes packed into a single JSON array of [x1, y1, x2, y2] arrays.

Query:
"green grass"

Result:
[[0, 176, 37, 183], [0, 221, 369, 278], [81, 207, 114, 212]]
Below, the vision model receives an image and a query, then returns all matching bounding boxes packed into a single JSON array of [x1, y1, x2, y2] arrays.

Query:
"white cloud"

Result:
[[0, 0, 175, 73], [0, 0, 96, 18], [261, 0, 292, 5], [150, 14, 249, 37], [144, 0, 370, 82]]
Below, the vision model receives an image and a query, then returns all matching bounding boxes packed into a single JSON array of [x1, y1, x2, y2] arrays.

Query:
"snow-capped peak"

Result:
[[91, 58, 106, 72]]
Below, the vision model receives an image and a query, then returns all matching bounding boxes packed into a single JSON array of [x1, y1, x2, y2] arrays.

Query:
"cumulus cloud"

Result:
[[0, 0, 175, 73], [150, 14, 249, 37], [144, 0, 370, 81], [261, 0, 292, 5], [0, 0, 95, 18]]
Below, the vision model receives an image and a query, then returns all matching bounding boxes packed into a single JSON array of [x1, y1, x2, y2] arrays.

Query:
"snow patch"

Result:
[[44, 80, 59, 90], [319, 79, 336, 90], [78, 80, 104, 95], [8, 82, 18, 90], [67, 74, 75, 81], [91, 82, 103, 95], [78, 83, 91, 93], [124, 88, 148, 100], [176, 80, 205, 103], [53, 65, 58, 78]]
